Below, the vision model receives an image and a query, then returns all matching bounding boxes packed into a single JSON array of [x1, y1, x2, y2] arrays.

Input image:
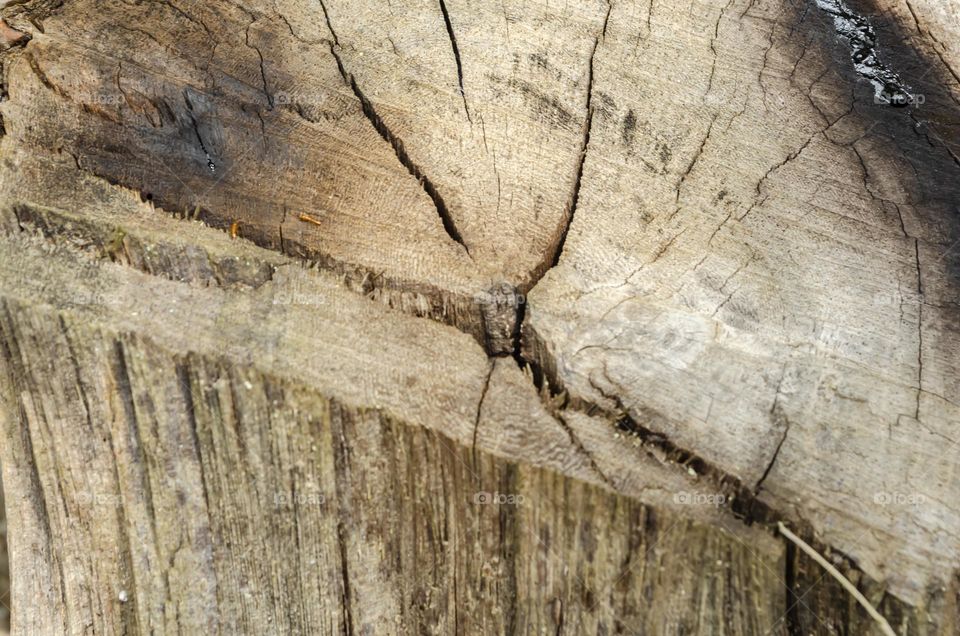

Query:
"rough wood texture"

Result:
[[1, 0, 959, 632], [0, 225, 795, 634], [0, 476, 8, 634], [522, 0, 960, 606], [0, 143, 950, 634]]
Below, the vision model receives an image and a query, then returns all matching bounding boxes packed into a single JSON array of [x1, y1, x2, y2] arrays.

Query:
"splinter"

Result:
[[299, 213, 322, 227], [230, 220, 240, 239]]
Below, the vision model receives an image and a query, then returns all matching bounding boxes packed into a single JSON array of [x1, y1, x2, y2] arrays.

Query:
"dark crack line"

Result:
[[675, 113, 718, 208], [784, 541, 802, 636], [318, 0, 339, 46], [320, 3, 470, 255], [278, 204, 288, 255], [914, 239, 923, 421], [472, 360, 494, 471], [555, 411, 616, 490], [741, 132, 817, 220], [903, 4, 960, 105], [546, 20, 607, 271], [519, 330, 917, 605], [587, 383, 778, 526], [182, 90, 216, 173], [755, 416, 790, 494], [707, 0, 734, 95], [26, 53, 67, 98], [336, 520, 355, 635], [510, 297, 526, 363], [245, 21, 274, 108], [161, 0, 212, 36], [438, 0, 471, 123], [346, 76, 470, 253], [909, 112, 960, 171], [851, 143, 908, 237], [115, 62, 135, 113], [548, 93, 591, 268]]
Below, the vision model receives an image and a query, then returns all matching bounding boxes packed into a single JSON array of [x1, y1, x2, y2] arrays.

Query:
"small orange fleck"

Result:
[[298, 213, 322, 227], [0, 20, 28, 50], [230, 221, 240, 238]]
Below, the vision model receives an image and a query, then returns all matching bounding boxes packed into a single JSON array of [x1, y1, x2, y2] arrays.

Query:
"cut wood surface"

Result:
[[0, 160, 948, 634], [0, 476, 7, 634], [0, 0, 959, 632], [522, 0, 960, 605]]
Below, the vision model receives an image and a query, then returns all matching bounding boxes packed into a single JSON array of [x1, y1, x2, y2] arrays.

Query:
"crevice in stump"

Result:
[[437, 0, 471, 122], [320, 1, 470, 256]]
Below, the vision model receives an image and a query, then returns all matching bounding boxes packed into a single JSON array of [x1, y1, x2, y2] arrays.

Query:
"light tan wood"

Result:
[[1, 0, 959, 632]]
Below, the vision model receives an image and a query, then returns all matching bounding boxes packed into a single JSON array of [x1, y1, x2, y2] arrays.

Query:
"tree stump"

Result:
[[0, 0, 958, 633]]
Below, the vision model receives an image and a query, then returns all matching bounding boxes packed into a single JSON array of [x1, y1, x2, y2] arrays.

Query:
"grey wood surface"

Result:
[[0, 0, 958, 632]]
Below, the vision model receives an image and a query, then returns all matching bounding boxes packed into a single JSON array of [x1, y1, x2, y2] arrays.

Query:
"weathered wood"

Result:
[[0, 475, 7, 634], [0, 222, 796, 634], [523, 0, 960, 607], [1, 0, 959, 632], [0, 145, 949, 633]]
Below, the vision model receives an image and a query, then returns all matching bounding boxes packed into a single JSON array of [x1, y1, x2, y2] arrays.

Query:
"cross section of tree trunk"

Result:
[[0, 0, 958, 632]]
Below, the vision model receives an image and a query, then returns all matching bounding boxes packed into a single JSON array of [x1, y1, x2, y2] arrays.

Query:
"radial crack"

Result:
[[182, 90, 216, 173], [438, 0, 471, 122], [472, 361, 495, 467], [675, 113, 718, 206], [546, 29, 604, 271], [741, 132, 817, 219], [914, 239, 923, 420], [555, 411, 616, 490], [318, 0, 340, 46], [755, 418, 789, 493], [245, 19, 274, 108], [320, 7, 470, 254]]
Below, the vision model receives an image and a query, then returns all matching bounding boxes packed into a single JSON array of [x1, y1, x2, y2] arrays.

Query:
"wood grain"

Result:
[[1, 0, 959, 632]]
